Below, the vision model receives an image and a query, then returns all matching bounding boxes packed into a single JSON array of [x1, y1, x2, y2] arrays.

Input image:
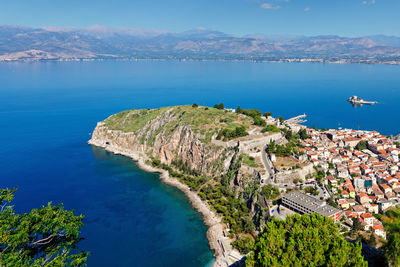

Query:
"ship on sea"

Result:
[[347, 96, 377, 106]]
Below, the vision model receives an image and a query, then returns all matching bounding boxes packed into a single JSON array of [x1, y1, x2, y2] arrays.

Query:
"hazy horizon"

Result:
[[2, 24, 400, 39], [1, 0, 399, 37]]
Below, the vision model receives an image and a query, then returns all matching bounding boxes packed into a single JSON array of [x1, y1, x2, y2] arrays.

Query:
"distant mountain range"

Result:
[[1, 25, 400, 64]]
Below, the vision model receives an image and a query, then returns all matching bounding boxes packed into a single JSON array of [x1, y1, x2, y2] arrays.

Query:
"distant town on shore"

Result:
[[1, 25, 400, 65]]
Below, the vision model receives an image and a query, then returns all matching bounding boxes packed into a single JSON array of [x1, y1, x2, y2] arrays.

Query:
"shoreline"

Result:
[[2, 57, 400, 66], [88, 139, 233, 267]]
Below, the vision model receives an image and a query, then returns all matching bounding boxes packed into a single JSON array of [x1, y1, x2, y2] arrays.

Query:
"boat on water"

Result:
[[347, 96, 377, 105]]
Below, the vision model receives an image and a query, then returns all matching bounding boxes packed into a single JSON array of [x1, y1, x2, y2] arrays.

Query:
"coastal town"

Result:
[[266, 121, 400, 241], [87, 104, 400, 266]]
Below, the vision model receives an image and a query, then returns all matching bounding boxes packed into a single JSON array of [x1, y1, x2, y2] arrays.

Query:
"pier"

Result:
[[286, 114, 307, 124]]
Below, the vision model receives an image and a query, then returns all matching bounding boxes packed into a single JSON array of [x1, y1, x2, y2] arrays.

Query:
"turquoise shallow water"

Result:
[[0, 61, 399, 266]]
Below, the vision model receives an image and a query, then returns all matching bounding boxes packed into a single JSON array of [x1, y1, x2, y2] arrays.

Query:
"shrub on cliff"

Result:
[[246, 213, 367, 267], [0, 187, 88, 266], [216, 126, 248, 141], [263, 112, 272, 118], [236, 106, 266, 127]]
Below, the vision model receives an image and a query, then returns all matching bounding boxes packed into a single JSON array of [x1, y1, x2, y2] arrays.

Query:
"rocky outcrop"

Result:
[[88, 108, 261, 266], [91, 110, 236, 177]]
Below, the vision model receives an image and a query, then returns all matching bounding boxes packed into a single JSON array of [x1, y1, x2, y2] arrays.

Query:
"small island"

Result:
[[348, 95, 378, 106], [89, 104, 400, 266]]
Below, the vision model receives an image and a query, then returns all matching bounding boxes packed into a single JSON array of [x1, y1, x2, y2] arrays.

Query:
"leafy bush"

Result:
[[237, 106, 266, 127], [267, 141, 293, 157], [261, 125, 280, 133], [216, 126, 248, 141], [233, 236, 255, 254], [305, 186, 319, 196], [242, 154, 259, 168], [261, 184, 280, 200], [298, 128, 308, 140]]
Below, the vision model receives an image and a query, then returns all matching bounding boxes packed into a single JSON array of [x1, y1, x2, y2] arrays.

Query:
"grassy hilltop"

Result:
[[104, 105, 254, 143]]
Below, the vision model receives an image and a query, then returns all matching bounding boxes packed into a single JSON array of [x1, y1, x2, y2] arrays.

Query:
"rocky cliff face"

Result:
[[89, 109, 236, 177]]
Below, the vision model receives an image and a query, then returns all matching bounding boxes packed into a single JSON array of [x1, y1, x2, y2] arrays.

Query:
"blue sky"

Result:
[[2, 0, 399, 36]]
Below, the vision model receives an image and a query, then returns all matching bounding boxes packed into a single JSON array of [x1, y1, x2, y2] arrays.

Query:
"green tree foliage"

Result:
[[0, 187, 88, 266], [314, 169, 325, 185], [214, 103, 225, 110], [246, 214, 367, 267], [304, 186, 319, 196], [267, 141, 293, 157], [192, 103, 198, 108], [232, 236, 255, 254], [172, 159, 201, 176], [242, 154, 259, 168], [261, 125, 279, 133], [329, 201, 338, 208], [263, 112, 272, 118], [222, 150, 242, 187], [298, 129, 308, 140], [384, 233, 400, 267], [355, 140, 368, 150], [216, 126, 248, 141], [253, 116, 266, 127], [352, 217, 363, 232], [293, 178, 303, 184], [278, 116, 284, 124], [281, 128, 293, 141], [382, 207, 400, 266], [261, 185, 280, 200], [236, 106, 266, 127]]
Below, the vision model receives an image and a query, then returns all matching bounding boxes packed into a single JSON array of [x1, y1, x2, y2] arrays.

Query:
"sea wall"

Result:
[[238, 133, 282, 153]]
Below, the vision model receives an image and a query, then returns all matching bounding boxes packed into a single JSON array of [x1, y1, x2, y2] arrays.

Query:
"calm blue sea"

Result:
[[0, 61, 399, 266]]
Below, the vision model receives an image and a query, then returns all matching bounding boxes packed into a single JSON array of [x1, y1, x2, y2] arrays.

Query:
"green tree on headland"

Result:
[[263, 112, 272, 118], [217, 126, 248, 141], [214, 103, 225, 110], [246, 213, 367, 267], [0, 187, 88, 266], [236, 106, 266, 127], [192, 103, 198, 108]]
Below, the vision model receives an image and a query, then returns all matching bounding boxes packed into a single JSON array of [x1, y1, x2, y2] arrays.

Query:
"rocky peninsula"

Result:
[[88, 105, 316, 266], [88, 105, 262, 266]]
